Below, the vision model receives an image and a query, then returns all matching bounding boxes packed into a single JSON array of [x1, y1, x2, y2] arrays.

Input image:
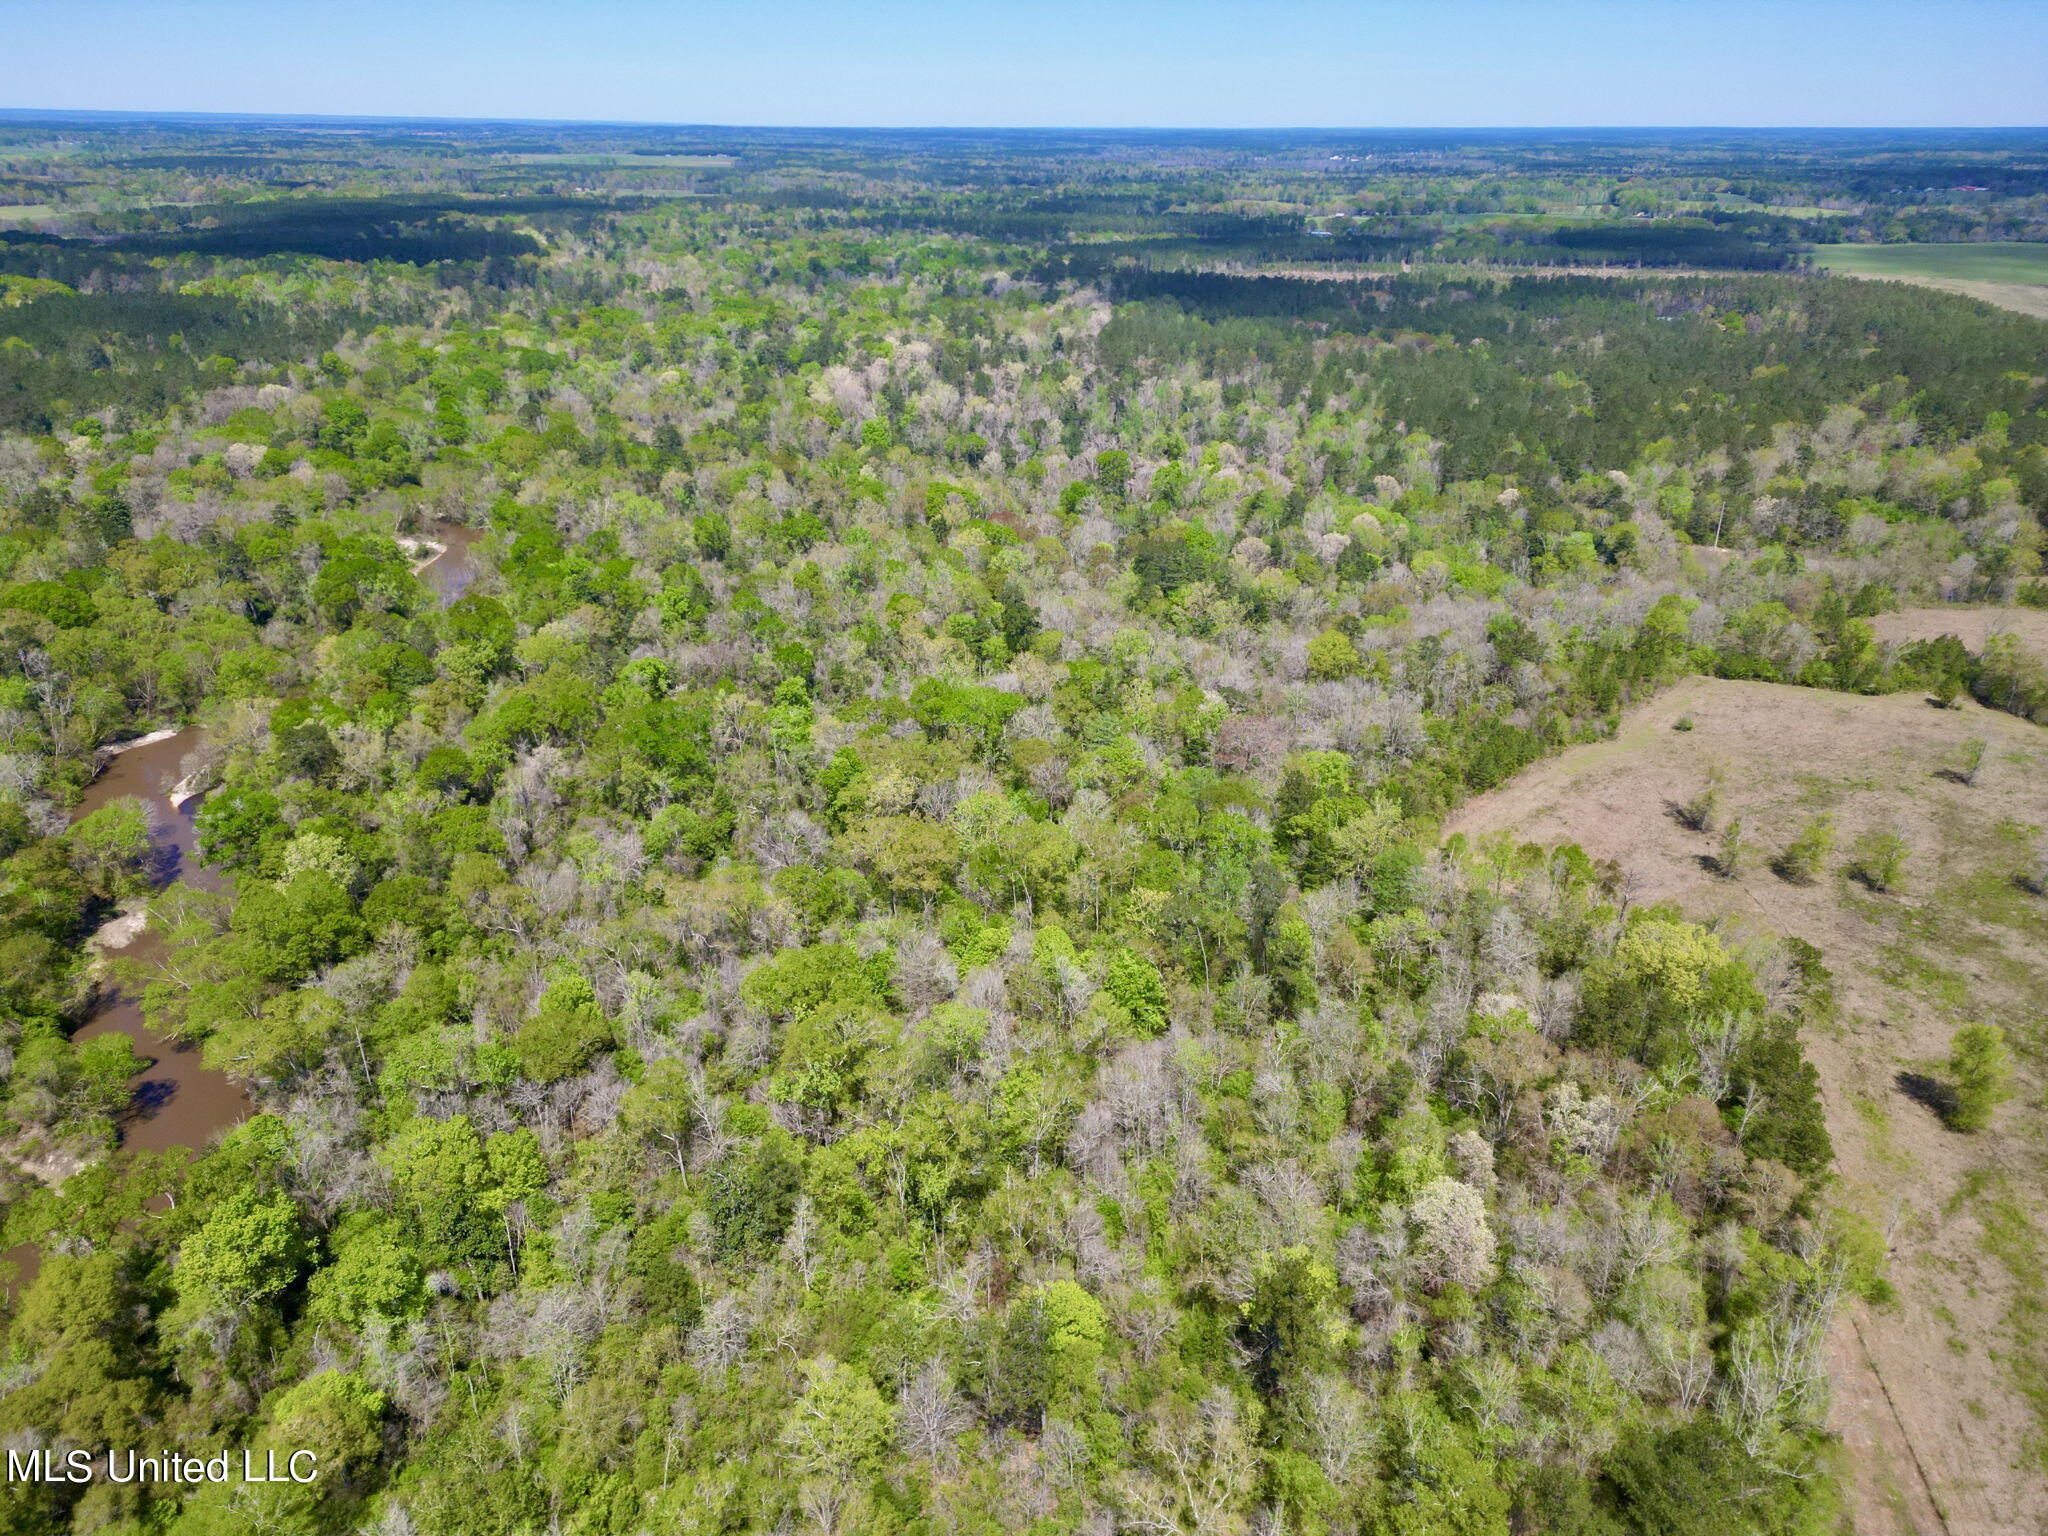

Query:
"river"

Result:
[[418, 522, 484, 606], [2, 523, 482, 1296]]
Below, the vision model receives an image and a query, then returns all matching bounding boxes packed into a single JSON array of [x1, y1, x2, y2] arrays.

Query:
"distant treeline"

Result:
[[1090, 268, 2048, 477], [8, 195, 640, 265], [0, 290, 341, 434]]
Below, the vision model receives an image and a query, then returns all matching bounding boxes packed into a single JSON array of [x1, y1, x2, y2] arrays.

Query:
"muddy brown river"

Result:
[[72, 730, 247, 1154], [419, 522, 484, 606], [3, 523, 482, 1295]]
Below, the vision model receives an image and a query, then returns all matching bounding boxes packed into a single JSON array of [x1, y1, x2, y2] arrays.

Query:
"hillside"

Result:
[[1449, 677, 2048, 1535]]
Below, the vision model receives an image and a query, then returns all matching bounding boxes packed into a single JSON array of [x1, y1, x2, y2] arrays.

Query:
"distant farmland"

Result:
[[1817, 242, 2048, 319]]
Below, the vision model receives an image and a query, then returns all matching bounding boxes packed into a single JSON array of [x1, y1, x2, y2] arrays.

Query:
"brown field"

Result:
[[1447, 676, 2048, 1536], [1873, 606, 2048, 658]]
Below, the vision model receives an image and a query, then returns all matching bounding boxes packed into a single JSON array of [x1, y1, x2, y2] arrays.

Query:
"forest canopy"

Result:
[[0, 118, 2043, 1536]]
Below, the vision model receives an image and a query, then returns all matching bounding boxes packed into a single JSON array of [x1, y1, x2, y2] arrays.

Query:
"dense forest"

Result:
[[0, 119, 2044, 1536]]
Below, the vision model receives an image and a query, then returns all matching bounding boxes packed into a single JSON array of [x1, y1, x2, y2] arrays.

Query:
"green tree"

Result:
[[1945, 1023, 2013, 1132], [66, 795, 153, 896], [174, 1188, 308, 1313], [1847, 829, 1908, 891], [1306, 627, 1363, 681], [781, 1357, 898, 1525], [308, 1218, 426, 1329], [1103, 947, 1171, 1037], [1777, 815, 1834, 885], [1094, 448, 1132, 498], [1717, 816, 1745, 878]]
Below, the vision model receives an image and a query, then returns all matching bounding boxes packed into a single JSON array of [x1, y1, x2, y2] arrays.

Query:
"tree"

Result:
[[2024, 834, 2048, 896], [1717, 816, 1745, 878], [1408, 1176, 1495, 1293], [66, 795, 153, 896], [1611, 919, 1728, 1012], [511, 970, 613, 1082], [1847, 829, 1907, 892], [781, 1357, 898, 1531], [1680, 766, 1723, 832], [1605, 1418, 1830, 1536], [1039, 1278, 1109, 1403], [620, 1056, 700, 1175], [1307, 627, 1363, 681], [174, 1188, 308, 1314], [308, 1218, 426, 1329], [384, 1114, 497, 1264], [1103, 947, 1171, 1037], [0, 1251, 157, 1449], [1094, 448, 1132, 498], [232, 871, 368, 983], [838, 814, 959, 903], [1366, 1399, 1512, 1536], [1945, 1023, 2012, 1132], [1243, 1246, 1343, 1392]]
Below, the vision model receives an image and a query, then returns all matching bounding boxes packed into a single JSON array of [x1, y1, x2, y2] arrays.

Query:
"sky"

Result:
[[1, 0, 2043, 129]]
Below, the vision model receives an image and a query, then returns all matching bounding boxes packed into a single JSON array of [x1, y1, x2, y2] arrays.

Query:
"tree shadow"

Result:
[[1895, 1071, 1954, 1122], [125, 1068, 176, 1124], [1770, 857, 1813, 885], [1665, 798, 1710, 832], [143, 839, 185, 887]]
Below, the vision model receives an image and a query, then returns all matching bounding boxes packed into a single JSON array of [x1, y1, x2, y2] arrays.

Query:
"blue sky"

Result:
[[2, 0, 2042, 127]]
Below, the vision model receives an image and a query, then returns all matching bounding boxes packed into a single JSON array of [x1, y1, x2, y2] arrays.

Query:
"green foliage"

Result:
[[1847, 828, 1908, 891], [1102, 947, 1171, 1037], [174, 1187, 308, 1314], [1776, 815, 1835, 885], [1944, 1022, 2014, 1133], [2, 123, 2007, 1535]]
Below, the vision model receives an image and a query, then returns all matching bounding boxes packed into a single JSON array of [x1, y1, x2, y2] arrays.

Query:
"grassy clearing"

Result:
[[1446, 676, 2048, 1528], [1816, 243, 2048, 284], [1816, 243, 2048, 320], [1978, 1180, 2048, 1471]]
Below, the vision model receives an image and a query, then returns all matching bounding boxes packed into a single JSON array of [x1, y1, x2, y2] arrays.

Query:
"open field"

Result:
[[1872, 606, 2048, 659], [1447, 676, 2048, 1536], [1816, 243, 2048, 320], [500, 151, 735, 167]]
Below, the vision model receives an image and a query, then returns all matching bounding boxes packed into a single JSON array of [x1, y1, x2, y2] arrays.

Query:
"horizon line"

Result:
[[3, 108, 2045, 134]]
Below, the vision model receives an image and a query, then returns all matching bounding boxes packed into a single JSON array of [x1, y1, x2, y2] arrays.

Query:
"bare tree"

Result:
[[898, 1359, 968, 1467]]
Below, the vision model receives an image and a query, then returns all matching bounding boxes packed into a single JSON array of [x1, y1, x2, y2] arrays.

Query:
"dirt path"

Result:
[[1447, 677, 2048, 1536]]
